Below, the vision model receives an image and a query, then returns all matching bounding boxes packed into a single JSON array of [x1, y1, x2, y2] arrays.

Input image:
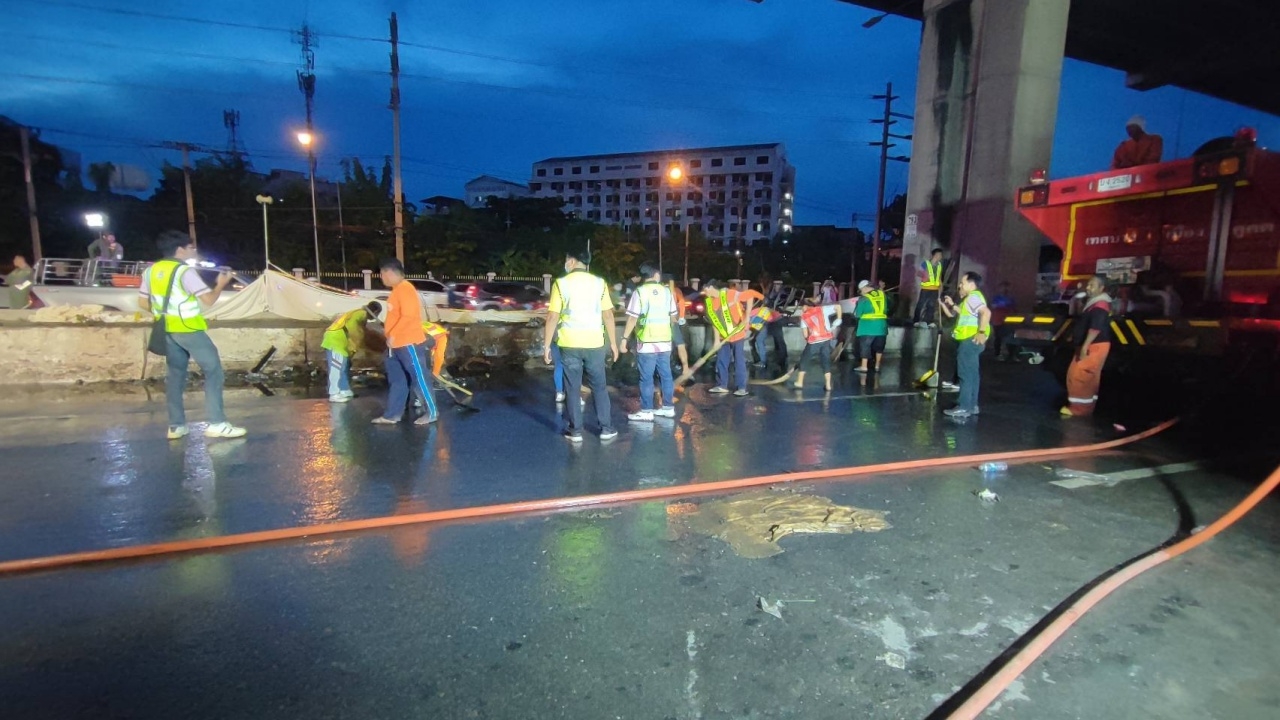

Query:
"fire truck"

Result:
[[1007, 138, 1280, 371]]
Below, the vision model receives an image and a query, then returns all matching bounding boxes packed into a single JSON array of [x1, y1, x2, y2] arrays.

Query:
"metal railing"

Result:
[[34, 258, 151, 287]]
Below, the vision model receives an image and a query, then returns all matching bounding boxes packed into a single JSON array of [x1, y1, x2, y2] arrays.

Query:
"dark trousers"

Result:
[[561, 346, 613, 433], [384, 344, 438, 421], [956, 340, 982, 412], [715, 339, 748, 391], [914, 289, 939, 323], [753, 323, 787, 368]]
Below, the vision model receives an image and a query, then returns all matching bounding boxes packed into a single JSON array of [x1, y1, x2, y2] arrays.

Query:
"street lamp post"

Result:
[[662, 165, 684, 275], [255, 195, 273, 270], [296, 131, 321, 280]]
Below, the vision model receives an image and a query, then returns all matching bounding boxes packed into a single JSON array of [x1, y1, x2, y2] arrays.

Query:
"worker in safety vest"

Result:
[[794, 296, 841, 391], [913, 248, 944, 326], [622, 263, 678, 422], [702, 278, 763, 396], [940, 271, 991, 418], [750, 304, 788, 372], [853, 279, 889, 373], [666, 275, 691, 371], [321, 301, 383, 403], [1061, 274, 1113, 418], [421, 320, 450, 378], [137, 230, 246, 440], [543, 247, 619, 442]]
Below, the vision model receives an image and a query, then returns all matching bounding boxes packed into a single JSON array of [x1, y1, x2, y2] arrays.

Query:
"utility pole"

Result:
[[297, 24, 321, 278], [18, 126, 43, 262], [180, 143, 197, 247], [336, 179, 348, 289], [868, 81, 912, 284], [389, 12, 406, 264]]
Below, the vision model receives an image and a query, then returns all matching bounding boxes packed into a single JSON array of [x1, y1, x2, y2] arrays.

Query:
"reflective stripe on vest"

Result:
[[706, 290, 737, 339], [148, 261, 206, 333], [802, 306, 834, 343], [556, 271, 605, 332], [422, 321, 448, 337], [953, 290, 987, 340], [921, 261, 942, 290], [327, 309, 360, 333], [862, 290, 886, 320], [634, 282, 673, 343]]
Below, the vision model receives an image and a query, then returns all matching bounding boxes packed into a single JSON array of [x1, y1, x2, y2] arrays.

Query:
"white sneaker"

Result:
[[599, 428, 618, 440], [555, 392, 566, 403], [733, 388, 749, 397], [628, 410, 654, 422], [339, 390, 355, 399], [709, 386, 730, 394], [941, 381, 960, 391], [204, 422, 247, 439], [329, 394, 350, 403], [654, 406, 676, 418], [167, 425, 188, 440]]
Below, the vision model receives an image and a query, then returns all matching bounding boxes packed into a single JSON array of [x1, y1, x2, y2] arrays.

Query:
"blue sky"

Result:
[[5, 0, 1278, 228]]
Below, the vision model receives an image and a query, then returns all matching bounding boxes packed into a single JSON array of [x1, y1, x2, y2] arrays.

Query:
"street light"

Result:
[[256, 195, 274, 270], [295, 130, 321, 280], [84, 212, 106, 228], [657, 163, 684, 273]]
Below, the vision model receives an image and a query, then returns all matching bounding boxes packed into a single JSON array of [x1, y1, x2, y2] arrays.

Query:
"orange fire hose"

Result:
[[0, 419, 1176, 577], [945, 460, 1280, 719]]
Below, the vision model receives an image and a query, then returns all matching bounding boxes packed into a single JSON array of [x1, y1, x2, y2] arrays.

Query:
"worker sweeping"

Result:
[[794, 296, 840, 391], [321, 301, 383, 403], [853, 280, 888, 373], [702, 278, 763, 396], [421, 319, 451, 381], [1062, 274, 1113, 417]]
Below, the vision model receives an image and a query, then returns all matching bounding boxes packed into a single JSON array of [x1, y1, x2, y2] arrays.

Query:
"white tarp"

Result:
[[206, 270, 367, 321]]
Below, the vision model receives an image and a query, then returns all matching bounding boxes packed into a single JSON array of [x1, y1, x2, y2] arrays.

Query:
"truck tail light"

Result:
[[1018, 185, 1049, 207]]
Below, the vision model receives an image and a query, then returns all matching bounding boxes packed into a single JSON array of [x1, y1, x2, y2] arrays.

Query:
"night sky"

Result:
[[6, 0, 1279, 229]]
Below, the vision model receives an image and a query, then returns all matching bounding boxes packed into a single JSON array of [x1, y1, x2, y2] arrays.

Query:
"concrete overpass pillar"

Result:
[[900, 0, 1069, 312]]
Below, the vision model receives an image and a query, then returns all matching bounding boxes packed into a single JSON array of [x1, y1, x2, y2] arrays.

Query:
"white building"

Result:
[[529, 143, 796, 245], [464, 175, 530, 208]]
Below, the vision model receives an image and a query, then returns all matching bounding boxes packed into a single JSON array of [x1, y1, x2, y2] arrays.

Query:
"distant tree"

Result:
[[87, 162, 115, 194]]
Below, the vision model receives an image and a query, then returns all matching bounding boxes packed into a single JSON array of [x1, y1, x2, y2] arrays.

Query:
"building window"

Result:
[[756, 155, 769, 165], [587, 210, 599, 220], [710, 175, 725, 186], [554, 167, 564, 176], [606, 179, 621, 189], [530, 183, 542, 191], [606, 165, 622, 171], [711, 158, 723, 167], [733, 173, 748, 183], [588, 195, 600, 205], [730, 223, 738, 233], [667, 192, 681, 202], [646, 192, 658, 203], [761, 205, 772, 217], [571, 196, 582, 206], [607, 194, 620, 205], [551, 182, 564, 191], [569, 181, 582, 190], [589, 165, 599, 173], [690, 175, 704, 187], [645, 177, 656, 187], [760, 221, 771, 234], [690, 159, 702, 168], [756, 172, 774, 183], [625, 178, 639, 188], [733, 157, 746, 166], [648, 161, 659, 170], [536, 168, 547, 177], [572, 166, 582, 175], [730, 206, 740, 217], [731, 190, 741, 199]]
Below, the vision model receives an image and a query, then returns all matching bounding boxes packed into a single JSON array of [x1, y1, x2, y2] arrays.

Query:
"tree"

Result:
[[87, 162, 115, 194]]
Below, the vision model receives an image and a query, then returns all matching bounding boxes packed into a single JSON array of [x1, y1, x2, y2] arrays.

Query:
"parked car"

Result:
[[448, 281, 548, 311], [355, 277, 449, 309]]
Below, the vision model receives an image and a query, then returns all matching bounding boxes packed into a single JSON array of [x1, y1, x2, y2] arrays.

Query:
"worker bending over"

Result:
[[321, 300, 382, 403]]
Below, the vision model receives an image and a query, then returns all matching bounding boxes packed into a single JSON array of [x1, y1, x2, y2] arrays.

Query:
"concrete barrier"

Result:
[[0, 313, 936, 386]]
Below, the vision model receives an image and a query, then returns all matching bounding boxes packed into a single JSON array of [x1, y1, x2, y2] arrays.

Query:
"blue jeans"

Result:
[[637, 351, 674, 410], [560, 345, 612, 434], [326, 350, 351, 396], [715, 338, 748, 391], [165, 331, 226, 427], [383, 344, 438, 422], [550, 342, 566, 393], [956, 340, 982, 412]]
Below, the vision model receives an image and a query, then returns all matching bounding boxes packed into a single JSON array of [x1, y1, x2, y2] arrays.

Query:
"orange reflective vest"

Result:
[[801, 306, 834, 344]]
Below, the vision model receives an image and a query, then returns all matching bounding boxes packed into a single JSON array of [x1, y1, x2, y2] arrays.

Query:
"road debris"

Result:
[[670, 490, 891, 558], [975, 488, 1001, 503], [879, 652, 906, 669], [757, 597, 784, 620]]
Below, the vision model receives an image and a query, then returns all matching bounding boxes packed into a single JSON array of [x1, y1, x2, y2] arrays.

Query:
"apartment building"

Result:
[[528, 143, 795, 245], [464, 175, 530, 208]]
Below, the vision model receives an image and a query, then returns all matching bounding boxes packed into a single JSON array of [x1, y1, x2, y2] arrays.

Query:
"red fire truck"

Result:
[[1007, 140, 1280, 362]]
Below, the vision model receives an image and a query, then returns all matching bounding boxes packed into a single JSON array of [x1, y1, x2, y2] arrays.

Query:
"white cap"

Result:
[[857, 280, 870, 289], [1126, 115, 1146, 131]]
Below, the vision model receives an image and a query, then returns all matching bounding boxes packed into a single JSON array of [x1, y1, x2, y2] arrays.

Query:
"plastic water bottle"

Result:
[[978, 462, 1008, 474]]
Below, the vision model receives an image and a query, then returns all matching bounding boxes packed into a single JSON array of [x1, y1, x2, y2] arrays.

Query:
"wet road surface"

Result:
[[1, 360, 1277, 719]]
